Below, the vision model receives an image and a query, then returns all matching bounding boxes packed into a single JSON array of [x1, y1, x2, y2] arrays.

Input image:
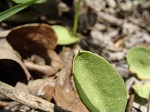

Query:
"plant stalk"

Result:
[[73, 0, 81, 36], [0, 0, 38, 22]]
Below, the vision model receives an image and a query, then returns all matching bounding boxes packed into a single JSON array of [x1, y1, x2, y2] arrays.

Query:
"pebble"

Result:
[[108, 52, 125, 61], [133, 102, 148, 112], [19, 105, 30, 111]]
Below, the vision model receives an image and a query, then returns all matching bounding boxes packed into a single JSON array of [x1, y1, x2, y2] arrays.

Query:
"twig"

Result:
[[0, 81, 54, 112], [126, 94, 135, 112], [148, 92, 150, 112], [98, 12, 123, 26], [24, 60, 56, 76]]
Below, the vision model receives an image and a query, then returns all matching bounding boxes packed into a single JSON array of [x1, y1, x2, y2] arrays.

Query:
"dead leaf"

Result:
[[15, 82, 29, 93], [6, 23, 63, 77], [28, 78, 56, 101], [6, 23, 57, 64], [37, 84, 55, 101], [0, 38, 31, 86], [6, 23, 57, 51], [24, 50, 63, 77], [47, 50, 64, 76]]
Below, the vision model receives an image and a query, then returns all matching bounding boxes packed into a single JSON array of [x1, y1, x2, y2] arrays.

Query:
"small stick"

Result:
[[126, 94, 135, 112], [0, 81, 54, 112], [147, 92, 150, 112]]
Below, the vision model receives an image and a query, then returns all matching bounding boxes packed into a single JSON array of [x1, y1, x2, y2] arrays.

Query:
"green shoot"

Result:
[[73, 0, 81, 36], [0, 0, 38, 22]]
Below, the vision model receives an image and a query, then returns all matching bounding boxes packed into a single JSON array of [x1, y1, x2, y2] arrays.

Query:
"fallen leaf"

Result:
[[6, 23, 58, 59], [28, 78, 55, 101], [37, 84, 55, 101], [0, 38, 31, 86], [6, 23, 63, 77], [15, 82, 29, 93], [24, 50, 63, 77]]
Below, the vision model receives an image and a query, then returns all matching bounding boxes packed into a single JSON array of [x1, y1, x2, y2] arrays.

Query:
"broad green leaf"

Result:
[[52, 25, 80, 45], [0, 0, 37, 22], [127, 46, 150, 79], [132, 82, 150, 99], [73, 51, 127, 112], [11, 0, 45, 4]]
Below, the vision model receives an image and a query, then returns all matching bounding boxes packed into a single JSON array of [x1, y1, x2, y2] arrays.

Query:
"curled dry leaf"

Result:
[[6, 23, 57, 51], [24, 50, 63, 77], [28, 78, 56, 101], [0, 38, 31, 86], [47, 49, 64, 76], [54, 47, 88, 112], [6, 23, 63, 77]]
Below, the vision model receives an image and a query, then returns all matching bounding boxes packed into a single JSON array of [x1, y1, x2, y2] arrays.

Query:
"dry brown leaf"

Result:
[[6, 23, 57, 64], [47, 50, 64, 76], [6, 23, 63, 77], [15, 82, 29, 93], [24, 49, 63, 77], [54, 47, 88, 112], [0, 38, 31, 86], [6, 23, 57, 51], [28, 78, 56, 101], [54, 69, 88, 112], [37, 84, 55, 101]]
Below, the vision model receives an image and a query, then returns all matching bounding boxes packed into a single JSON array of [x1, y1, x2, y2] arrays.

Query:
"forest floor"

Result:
[[0, 0, 150, 112]]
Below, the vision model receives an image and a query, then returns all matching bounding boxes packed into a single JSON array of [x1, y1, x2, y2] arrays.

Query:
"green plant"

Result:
[[73, 0, 81, 36], [73, 51, 127, 112], [0, 0, 81, 45], [52, 0, 81, 45], [132, 82, 150, 99], [0, 0, 45, 22], [52, 25, 80, 45], [127, 46, 150, 80], [127, 46, 150, 100]]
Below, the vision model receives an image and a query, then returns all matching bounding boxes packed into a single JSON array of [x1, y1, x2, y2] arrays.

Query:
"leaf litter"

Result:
[[0, 0, 150, 112]]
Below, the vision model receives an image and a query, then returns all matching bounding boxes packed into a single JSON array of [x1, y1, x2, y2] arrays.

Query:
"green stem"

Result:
[[73, 0, 81, 36], [0, 0, 38, 22]]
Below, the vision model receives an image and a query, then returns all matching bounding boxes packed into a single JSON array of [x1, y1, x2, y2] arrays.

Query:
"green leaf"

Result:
[[132, 82, 150, 99], [11, 0, 45, 4], [127, 46, 150, 79], [52, 25, 80, 45], [0, 0, 38, 22], [73, 51, 127, 112]]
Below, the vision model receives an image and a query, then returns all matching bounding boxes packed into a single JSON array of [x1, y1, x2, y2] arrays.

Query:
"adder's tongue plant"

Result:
[[127, 46, 150, 80], [127, 46, 150, 100], [73, 51, 127, 112]]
